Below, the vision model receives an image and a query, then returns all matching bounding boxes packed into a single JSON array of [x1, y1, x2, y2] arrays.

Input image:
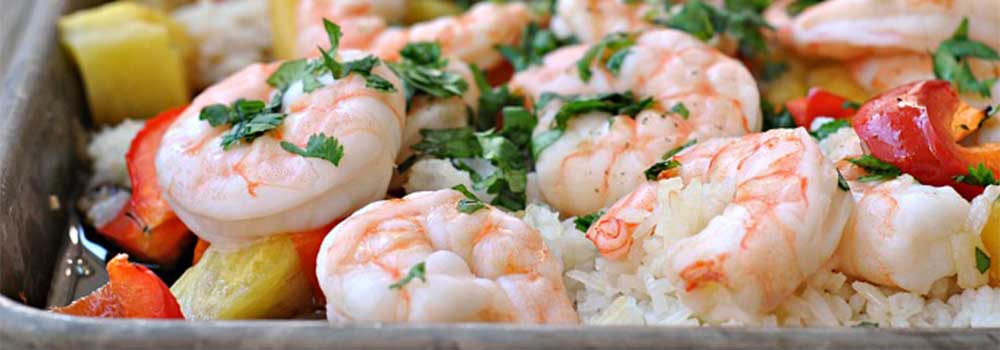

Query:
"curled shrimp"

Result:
[[815, 125, 991, 293], [396, 60, 481, 164], [315, 189, 578, 323], [550, 0, 654, 44], [295, 1, 534, 69], [773, 0, 1000, 60], [585, 128, 853, 321], [156, 51, 406, 248], [510, 29, 761, 217]]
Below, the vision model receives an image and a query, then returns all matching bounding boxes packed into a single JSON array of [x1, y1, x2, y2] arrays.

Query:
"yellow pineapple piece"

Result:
[[404, 0, 463, 24], [981, 200, 1000, 285], [59, 1, 194, 124], [170, 235, 315, 320], [269, 0, 300, 60], [805, 64, 871, 104]]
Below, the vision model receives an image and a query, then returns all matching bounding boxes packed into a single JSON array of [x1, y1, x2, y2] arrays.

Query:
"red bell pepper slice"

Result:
[[97, 106, 193, 265], [53, 254, 183, 319], [786, 88, 858, 128], [853, 80, 998, 200]]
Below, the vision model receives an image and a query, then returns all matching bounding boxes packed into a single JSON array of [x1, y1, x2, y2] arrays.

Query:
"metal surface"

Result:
[[0, 0, 999, 349]]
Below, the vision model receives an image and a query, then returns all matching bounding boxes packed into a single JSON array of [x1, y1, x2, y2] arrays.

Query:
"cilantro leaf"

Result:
[[532, 92, 653, 157], [389, 262, 426, 289], [453, 184, 487, 213], [574, 210, 604, 232], [933, 18, 1000, 98], [468, 65, 525, 131], [653, 0, 773, 58], [661, 139, 696, 160], [199, 103, 234, 127], [953, 163, 999, 186], [847, 155, 902, 182], [761, 99, 796, 131], [810, 119, 850, 140], [645, 159, 681, 180], [280, 133, 345, 165], [837, 171, 850, 191], [670, 102, 690, 119], [390, 42, 467, 101], [577, 32, 636, 82], [976, 247, 991, 274], [786, 0, 824, 16], [497, 22, 570, 71]]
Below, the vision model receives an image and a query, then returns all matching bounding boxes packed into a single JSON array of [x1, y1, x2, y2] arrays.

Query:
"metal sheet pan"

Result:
[[0, 1, 998, 349]]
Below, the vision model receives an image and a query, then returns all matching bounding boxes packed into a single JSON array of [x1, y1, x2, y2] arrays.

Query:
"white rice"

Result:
[[86, 119, 144, 187], [172, 0, 271, 88], [402, 158, 497, 201], [526, 177, 1000, 327]]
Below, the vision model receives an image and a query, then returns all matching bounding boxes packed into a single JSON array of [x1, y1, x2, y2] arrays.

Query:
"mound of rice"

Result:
[[172, 0, 271, 88], [86, 119, 145, 187], [524, 177, 1000, 327]]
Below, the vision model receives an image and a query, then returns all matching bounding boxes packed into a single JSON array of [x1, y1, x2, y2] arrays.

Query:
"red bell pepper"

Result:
[[786, 88, 858, 128], [52, 254, 183, 319], [853, 80, 999, 200], [97, 106, 193, 265]]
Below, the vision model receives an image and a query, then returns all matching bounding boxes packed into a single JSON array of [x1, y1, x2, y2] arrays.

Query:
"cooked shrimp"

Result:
[[510, 29, 761, 217], [550, 0, 654, 44], [295, 1, 533, 69], [586, 128, 853, 322], [815, 125, 990, 293], [156, 51, 406, 248], [848, 54, 1000, 107], [315, 189, 578, 323], [774, 0, 1000, 60]]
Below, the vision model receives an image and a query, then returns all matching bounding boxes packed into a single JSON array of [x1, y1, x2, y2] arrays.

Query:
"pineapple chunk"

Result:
[[404, 0, 463, 24], [129, 0, 193, 10], [762, 58, 809, 108], [59, 1, 194, 124], [982, 200, 1000, 285], [269, 0, 299, 61], [805, 64, 871, 104], [170, 235, 315, 320]]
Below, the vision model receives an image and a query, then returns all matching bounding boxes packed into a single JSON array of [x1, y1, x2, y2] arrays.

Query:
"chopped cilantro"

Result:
[[661, 139, 696, 160], [847, 155, 902, 182], [841, 100, 861, 110], [390, 42, 468, 102], [670, 102, 690, 119], [468, 65, 525, 131], [759, 60, 789, 81], [933, 18, 999, 98], [786, 0, 824, 16], [653, 0, 773, 58], [976, 247, 991, 274], [810, 119, 850, 140], [953, 163, 999, 186], [199, 98, 285, 150], [574, 211, 604, 232], [577, 32, 636, 82], [389, 262, 426, 289], [498, 22, 570, 71], [645, 159, 681, 180], [453, 184, 487, 213], [280, 133, 345, 165], [761, 99, 796, 131]]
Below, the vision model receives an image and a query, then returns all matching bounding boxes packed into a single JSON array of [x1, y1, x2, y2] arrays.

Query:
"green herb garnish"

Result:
[[810, 119, 850, 141], [786, 0, 824, 16], [953, 163, 999, 186], [498, 22, 570, 71], [933, 18, 999, 98], [389, 262, 426, 289], [645, 159, 681, 180], [574, 210, 605, 232], [976, 247, 991, 274], [761, 99, 796, 131], [468, 64, 526, 131], [661, 139, 696, 160], [670, 103, 690, 119], [280, 133, 344, 165], [532, 92, 653, 157], [390, 42, 468, 102], [837, 171, 850, 191], [453, 184, 487, 213], [847, 155, 902, 182], [577, 32, 636, 82], [653, 0, 773, 58], [199, 98, 285, 150]]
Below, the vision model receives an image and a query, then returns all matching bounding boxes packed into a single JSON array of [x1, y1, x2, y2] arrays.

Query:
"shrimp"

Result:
[[848, 54, 1000, 107], [550, 0, 654, 44], [396, 60, 481, 164], [815, 125, 991, 293], [774, 0, 1000, 60], [586, 128, 853, 322], [295, 1, 533, 69], [315, 188, 578, 323], [156, 50, 406, 248], [510, 29, 761, 217]]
